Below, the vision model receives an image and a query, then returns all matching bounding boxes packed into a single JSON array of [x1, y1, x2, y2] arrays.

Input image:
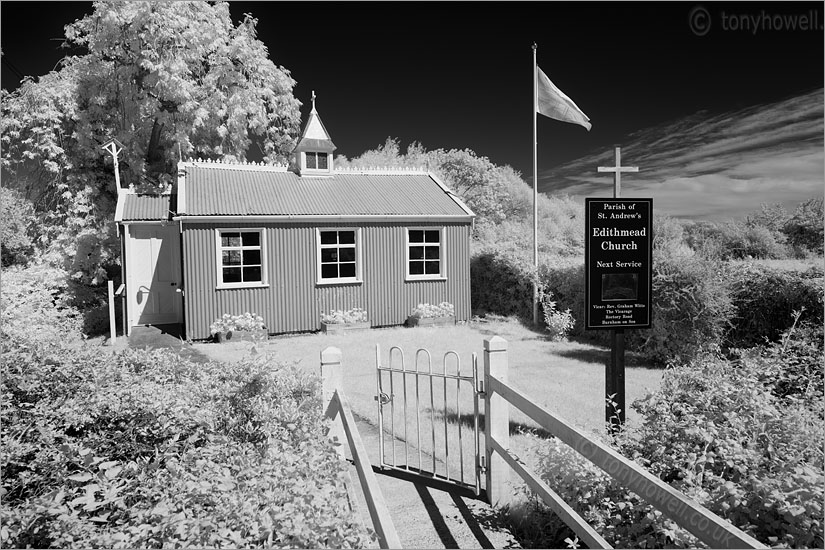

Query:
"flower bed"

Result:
[[214, 328, 268, 343], [406, 302, 455, 328], [321, 321, 371, 334], [210, 312, 267, 343], [320, 307, 370, 334], [407, 315, 455, 328]]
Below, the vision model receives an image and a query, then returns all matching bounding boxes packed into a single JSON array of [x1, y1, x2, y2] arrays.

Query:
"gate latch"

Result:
[[374, 392, 392, 405]]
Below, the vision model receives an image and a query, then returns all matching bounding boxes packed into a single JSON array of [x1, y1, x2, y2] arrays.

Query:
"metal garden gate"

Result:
[[375, 345, 484, 496]]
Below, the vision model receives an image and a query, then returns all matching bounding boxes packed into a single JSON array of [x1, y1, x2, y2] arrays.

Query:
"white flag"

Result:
[[536, 66, 591, 131]]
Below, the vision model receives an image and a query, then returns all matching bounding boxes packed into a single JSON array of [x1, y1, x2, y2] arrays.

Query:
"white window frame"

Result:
[[316, 227, 363, 285], [215, 228, 269, 289], [405, 227, 446, 281]]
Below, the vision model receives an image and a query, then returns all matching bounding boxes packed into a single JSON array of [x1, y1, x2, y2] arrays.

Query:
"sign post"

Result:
[[588, 147, 651, 432]]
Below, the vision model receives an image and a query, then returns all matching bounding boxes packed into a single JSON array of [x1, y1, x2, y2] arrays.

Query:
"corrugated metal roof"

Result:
[[118, 194, 174, 221], [181, 165, 471, 218]]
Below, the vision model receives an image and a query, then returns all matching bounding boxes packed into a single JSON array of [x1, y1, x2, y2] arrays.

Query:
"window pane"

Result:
[[318, 153, 328, 169], [321, 264, 338, 279], [321, 248, 337, 263], [222, 233, 241, 247], [241, 232, 260, 247], [424, 246, 440, 259], [409, 230, 424, 243], [425, 230, 440, 243], [243, 266, 262, 282], [223, 250, 241, 266], [223, 267, 242, 283], [409, 261, 424, 275], [425, 261, 440, 275], [339, 247, 355, 262], [338, 231, 355, 244], [409, 246, 424, 260], [320, 231, 337, 245], [339, 263, 356, 278], [306, 152, 317, 169], [243, 249, 261, 265]]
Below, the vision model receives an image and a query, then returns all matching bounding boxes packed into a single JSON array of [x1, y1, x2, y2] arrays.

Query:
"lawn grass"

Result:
[[195, 317, 661, 441], [194, 316, 662, 431]]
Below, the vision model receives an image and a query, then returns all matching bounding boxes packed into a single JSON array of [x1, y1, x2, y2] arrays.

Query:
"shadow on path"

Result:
[[128, 325, 212, 363]]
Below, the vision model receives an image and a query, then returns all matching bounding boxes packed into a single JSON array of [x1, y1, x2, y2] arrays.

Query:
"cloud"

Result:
[[540, 89, 824, 220]]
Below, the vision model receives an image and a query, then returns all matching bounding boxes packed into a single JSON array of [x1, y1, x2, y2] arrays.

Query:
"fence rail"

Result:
[[321, 347, 402, 549], [482, 336, 765, 550]]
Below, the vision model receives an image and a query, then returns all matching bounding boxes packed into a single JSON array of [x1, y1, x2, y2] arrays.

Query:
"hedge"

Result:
[[724, 262, 824, 348], [471, 251, 823, 365]]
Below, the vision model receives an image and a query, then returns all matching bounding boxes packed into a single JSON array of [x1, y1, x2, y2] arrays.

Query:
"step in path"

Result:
[[342, 411, 521, 549]]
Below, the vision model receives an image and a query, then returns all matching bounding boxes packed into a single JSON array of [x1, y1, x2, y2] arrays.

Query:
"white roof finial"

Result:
[[311, 90, 317, 113]]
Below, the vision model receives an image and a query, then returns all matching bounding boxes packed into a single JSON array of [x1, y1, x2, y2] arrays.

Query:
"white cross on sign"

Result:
[[597, 146, 639, 198]]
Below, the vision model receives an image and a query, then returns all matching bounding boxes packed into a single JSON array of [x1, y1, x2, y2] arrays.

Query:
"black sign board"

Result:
[[585, 198, 652, 330]]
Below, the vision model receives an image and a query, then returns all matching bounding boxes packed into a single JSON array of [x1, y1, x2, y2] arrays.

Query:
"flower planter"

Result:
[[214, 328, 268, 343], [321, 321, 371, 334], [407, 315, 455, 328]]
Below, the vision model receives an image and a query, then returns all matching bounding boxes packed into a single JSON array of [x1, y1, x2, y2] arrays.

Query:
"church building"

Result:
[[114, 96, 475, 339]]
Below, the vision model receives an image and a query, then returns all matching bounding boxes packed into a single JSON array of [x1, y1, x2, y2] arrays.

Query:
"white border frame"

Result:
[[405, 226, 446, 281], [315, 227, 363, 285], [215, 228, 269, 290]]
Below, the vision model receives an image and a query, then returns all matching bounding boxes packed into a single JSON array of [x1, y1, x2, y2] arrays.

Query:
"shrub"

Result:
[[1, 332, 375, 548], [409, 302, 455, 319], [629, 255, 735, 365], [538, 258, 586, 334], [470, 250, 536, 319], [724, 262, 824, 348], [0, 186, 39, 267], [737, 317, 824, 403], [783, 197, 824, 255], [0, 263, 84, 343], [527, 334, 824, 548], [210, 312, 267, 335], [653, 214, 693, 259], [320, 307, 368, 324], [538, 289, 574, 341], [621, 352, 824, 548]]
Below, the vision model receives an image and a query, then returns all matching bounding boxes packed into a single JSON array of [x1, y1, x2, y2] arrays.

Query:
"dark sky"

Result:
[[2, 2, 823, 218]]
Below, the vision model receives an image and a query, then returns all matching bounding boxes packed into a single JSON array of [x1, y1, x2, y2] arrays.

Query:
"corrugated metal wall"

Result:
[[182, 222, 471, 340]]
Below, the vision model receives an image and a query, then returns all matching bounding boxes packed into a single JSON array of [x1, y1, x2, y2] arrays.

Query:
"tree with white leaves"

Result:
[[1, 1, 302, 283]]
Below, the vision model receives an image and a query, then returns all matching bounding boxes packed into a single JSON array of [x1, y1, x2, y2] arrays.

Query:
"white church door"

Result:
[[127, 224, 182, 327]]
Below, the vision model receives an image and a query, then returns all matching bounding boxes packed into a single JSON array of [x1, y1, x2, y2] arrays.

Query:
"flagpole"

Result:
[[532, 42, 539, 326]]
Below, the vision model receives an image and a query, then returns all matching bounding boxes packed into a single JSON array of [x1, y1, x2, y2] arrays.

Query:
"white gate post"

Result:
[[484, 336, 510, 506], [320, 347, 346, 459], [107, 280, 116, 345]]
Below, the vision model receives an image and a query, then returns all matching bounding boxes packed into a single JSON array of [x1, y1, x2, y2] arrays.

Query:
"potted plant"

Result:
[[320, 307, 370, 334], [210, 312, 267, 343], [407, 302, 455, 327]]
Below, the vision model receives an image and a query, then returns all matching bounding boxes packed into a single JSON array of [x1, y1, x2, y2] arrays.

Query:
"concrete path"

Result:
[[340, 411, 521, 549]]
